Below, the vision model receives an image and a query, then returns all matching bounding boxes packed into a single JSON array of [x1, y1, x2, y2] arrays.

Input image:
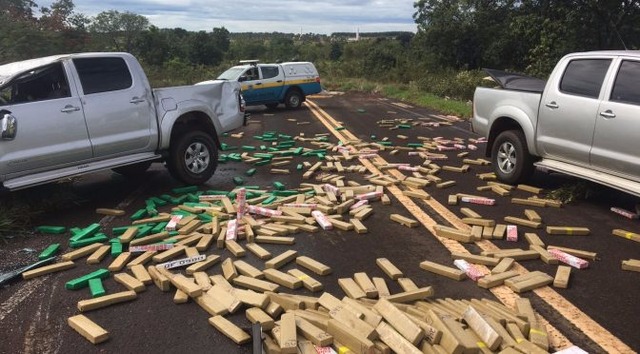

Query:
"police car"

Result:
[[217, 60, 322, 109]]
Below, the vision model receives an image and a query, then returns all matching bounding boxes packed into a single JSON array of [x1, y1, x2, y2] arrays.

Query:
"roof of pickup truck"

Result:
[[0, 52, 132, 85], [568, 50, 640, 57]]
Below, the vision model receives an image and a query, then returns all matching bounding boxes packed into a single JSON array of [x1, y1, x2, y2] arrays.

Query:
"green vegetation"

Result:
[[546, 181, 600, 204], [0, 182, 79, 240], [322, 77, 471, 118], [2, 0, 640, 112]]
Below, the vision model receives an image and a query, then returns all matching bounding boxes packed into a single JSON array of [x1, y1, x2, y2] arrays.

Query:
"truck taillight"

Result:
[[315, 76, 321, 83], [239, 93, 246, 112]]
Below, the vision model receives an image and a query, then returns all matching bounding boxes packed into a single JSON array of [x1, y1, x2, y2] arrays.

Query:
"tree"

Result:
[[0, 0, 37, 20], [40, 0, 74, 31], [136, 25, 170, 66], [90, 10, 149, 52], [189, 31, 223, 66]]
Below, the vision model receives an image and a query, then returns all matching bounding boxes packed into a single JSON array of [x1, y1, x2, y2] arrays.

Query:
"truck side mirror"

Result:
[[0, 110, 17, 140]]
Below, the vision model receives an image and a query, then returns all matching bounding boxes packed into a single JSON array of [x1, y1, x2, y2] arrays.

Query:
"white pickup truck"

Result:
[[0, 52, 246, 192], [472, 51, 640, 196]]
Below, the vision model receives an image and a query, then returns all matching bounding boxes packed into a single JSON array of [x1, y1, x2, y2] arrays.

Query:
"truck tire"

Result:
[[112, 161, 152, 177], [491, 130, 534, 184], [284, 90, 303, 109], [167, 130, 218, 185], [265, 103, 279, 109]]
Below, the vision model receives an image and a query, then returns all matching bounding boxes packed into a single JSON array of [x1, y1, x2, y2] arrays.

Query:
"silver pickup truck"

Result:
[[0, 52, 245, 192], [472, 50, 640, 196]]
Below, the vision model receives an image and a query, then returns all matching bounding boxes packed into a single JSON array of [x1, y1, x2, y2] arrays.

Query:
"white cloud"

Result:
[[43, 0, 417, 34]]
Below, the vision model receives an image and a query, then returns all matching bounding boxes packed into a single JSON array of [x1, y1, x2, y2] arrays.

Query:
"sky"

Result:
[[55, 0, 418, 34]]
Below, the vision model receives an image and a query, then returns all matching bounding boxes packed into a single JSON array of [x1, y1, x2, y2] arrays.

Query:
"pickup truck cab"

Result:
[[216, 60, 322, 109], [472, 51, 640, 196], [0, 52, 245, 192]]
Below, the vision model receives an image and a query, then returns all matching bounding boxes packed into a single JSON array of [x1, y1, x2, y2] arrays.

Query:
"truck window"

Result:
[[559, 59, 611, 98], [610, 60, 640, 106], [73, 57, 132, 95], [261, 66, 279, 79], [245, 68, 259, 81], [0, 63, 70, 106]]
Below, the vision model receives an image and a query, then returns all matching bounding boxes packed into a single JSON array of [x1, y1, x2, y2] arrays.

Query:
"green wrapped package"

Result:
[[130, 209, 147, 220], [65, 268, 110, 290], [38, 243, 60, 260], [88, 278, 106, 298], [36, 226, 66, 234], [233, 176, 245, 185], [69, 223, 101, 242], [172, 186, 198, 194], [70, 233, 108, 248]]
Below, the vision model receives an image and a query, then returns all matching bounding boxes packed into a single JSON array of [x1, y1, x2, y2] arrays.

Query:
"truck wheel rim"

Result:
[[497, 142, 516, 174], [289, 95, 299, 107], [185, 142, 209, 174]]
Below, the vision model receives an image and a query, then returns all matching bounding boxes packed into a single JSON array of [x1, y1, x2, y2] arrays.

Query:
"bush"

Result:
[[416, 70, 484, 101]]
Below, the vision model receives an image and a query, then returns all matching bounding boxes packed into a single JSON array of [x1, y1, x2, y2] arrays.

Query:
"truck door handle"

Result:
[[545, 101, 559, 109], [60, 105, 80, 113], [254, 82, 262, 86], [599, 110, 616, 119], [130, 97, 145, 104], [277, 80, 283, 83]]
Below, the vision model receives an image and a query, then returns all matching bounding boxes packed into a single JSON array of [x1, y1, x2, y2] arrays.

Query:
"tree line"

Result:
[[2, 0, 639, 99]]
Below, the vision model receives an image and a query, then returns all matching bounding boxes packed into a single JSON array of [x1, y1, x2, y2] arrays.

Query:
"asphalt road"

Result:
[[0, 92, 638, 353]]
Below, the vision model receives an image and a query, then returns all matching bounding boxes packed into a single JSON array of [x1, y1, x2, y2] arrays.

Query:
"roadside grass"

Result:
[[545, 181, 599, 204], [0, 181, 79, 242], [323, 77, 472, 119]]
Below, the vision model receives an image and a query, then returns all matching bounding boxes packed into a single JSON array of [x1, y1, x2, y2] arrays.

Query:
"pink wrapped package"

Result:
[[199, 195, 227, 201], [311, 210, 333, 230], [226, 219, 238, 240], [460, 197, 496, 206], [235, 188, 247, 219], [467, 144, 478, 150], [453, 259, 485, 281], [548, 248, 589, 269], [129, 244, 174, 253], [359, 153, 378, 159], [453, 144, 467, 150], [506, 225, 518, 242], [610, 207, 638, 219], [355, 191, 383, 201], [165, 214, 183, 231], [247, 205, 282, 217], [350, 200, 369, 210], [283, 203, 318, 210], [323, 183, 340, 196], [437, 145, 456, 151], [314, 346, 337, 354], [398, 165, 419, 172]]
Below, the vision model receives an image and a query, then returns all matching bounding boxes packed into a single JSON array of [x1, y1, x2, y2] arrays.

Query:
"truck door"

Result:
[[259, 65, 284, 102], [240, 67, 261, 104], [590, 59, 640, 180], [537, 58, 612, 165], [71, 56, 153, 158], [0, 62, 92, 177]]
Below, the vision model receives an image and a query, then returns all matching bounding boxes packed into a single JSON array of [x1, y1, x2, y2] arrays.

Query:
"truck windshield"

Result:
[[217, 67, 245, 81]]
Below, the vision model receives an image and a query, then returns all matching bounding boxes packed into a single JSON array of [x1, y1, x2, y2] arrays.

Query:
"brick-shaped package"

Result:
[[311, 210, 333, 231], [548, 248, 589, 269], [453, 259, 485, 281]]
